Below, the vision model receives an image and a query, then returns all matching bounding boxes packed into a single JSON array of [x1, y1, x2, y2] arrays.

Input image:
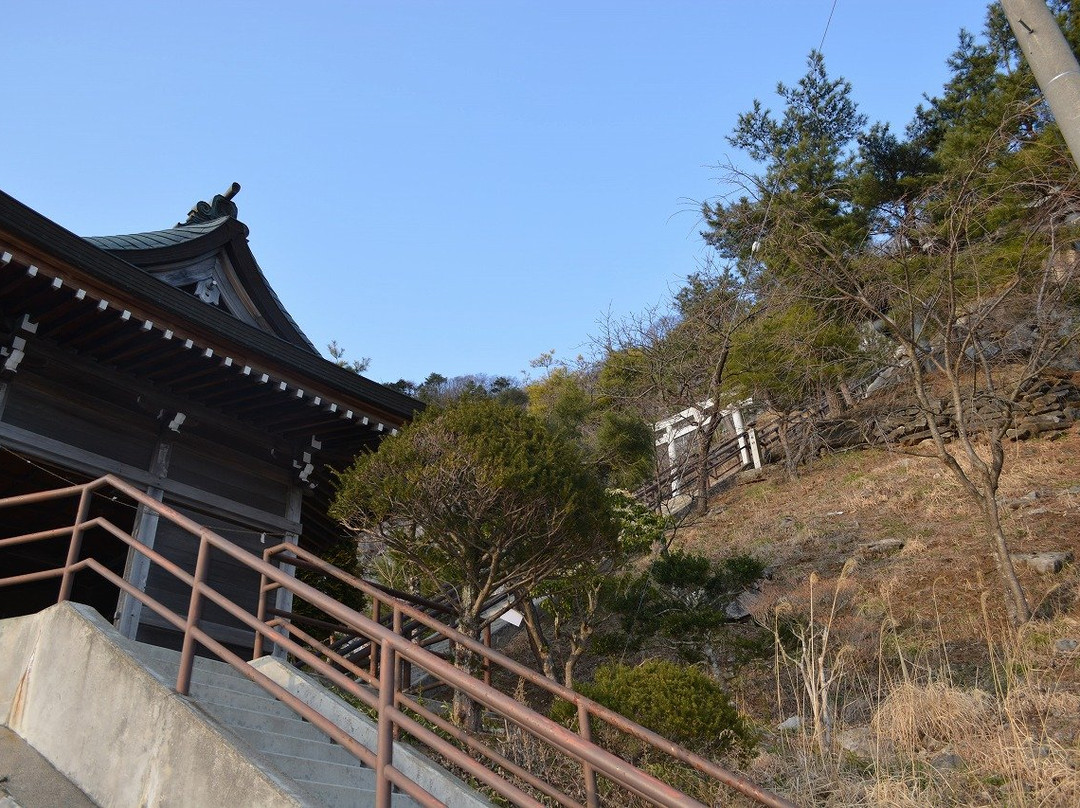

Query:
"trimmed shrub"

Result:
[[554, 659, 755, 761]]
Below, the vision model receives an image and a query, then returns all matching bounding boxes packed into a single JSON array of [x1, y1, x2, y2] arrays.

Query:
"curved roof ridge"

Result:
[[85, 217, 230, 251], [84, 213, 318, 355]]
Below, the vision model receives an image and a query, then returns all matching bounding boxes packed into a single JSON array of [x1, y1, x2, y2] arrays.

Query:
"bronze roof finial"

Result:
[[184, 182, 242, 226]]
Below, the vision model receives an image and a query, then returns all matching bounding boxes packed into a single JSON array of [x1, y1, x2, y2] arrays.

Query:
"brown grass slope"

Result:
[[676, 427, 1080, 807]]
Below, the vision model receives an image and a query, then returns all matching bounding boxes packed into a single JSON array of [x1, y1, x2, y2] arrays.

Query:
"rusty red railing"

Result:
[[0, 474, 797, 808]]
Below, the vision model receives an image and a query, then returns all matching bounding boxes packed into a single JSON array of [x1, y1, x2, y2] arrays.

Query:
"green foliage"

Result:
[[518, 487, 664, 687], [706, 50, 869, 275], [552, 660, 755, 760], [326, 340, 371, 374], [291, 537, 368, 629], [605, 550, 768, 671], [595, 412, 654, 489], [331, 398, 616, 630], [728, 299, 865, 411], [382, 372, 527, 407], [526, 367, 593, 440], [526, 366, 655, 489], [607, 488, 667, 557]]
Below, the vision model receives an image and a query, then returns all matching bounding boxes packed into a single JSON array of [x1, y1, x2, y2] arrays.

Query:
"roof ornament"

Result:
[[183, 182, 241, 226]]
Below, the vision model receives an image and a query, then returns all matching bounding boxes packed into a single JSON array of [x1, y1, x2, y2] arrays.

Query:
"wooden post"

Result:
[[116, 438, 171, 639], [271, 487, 303, 660], [748, 426, 763, 470]]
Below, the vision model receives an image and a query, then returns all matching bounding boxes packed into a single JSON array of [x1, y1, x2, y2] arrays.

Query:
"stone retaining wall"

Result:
[[803, 373, 1080, 453]]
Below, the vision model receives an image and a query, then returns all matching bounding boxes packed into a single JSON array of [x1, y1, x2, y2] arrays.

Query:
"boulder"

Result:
[[777, 716, 801, 732], [1011, 552, 1073, 574], [859, 539, 905, 558]]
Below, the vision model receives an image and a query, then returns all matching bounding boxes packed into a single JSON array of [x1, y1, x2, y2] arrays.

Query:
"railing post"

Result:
[[374, 608, 397, 808], [577, 700, 600, 808], [392, 608, 404, 741], [57, 485, 93, 603], [401, 623, 413, 698], [370, 597, 381, 679], [177, 534, 211, 696], [253, 565, 273, 660], [483, 624, 492, 688]]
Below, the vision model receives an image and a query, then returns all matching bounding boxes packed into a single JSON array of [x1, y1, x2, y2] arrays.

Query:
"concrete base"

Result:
[[0, 725, 98, 808], [0, 603, 308, 808]]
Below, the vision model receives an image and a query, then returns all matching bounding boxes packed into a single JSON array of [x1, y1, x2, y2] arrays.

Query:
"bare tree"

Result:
[[760, 109, 1080, 624], [597, 258, 762, 513]]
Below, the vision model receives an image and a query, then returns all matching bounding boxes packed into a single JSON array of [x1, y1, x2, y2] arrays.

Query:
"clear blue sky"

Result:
[[4, 1, 992, 386]]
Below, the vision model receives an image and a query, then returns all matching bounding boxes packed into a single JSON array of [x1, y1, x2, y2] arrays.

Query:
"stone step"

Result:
[[258, 749, 374, 792], [230, 723, 360, 768], [288, 777, 419, 808], [188, 679, 300, 720], [197, 699, 320, 739], [126, 642, 420, 807], [129, 642, 255, 673]]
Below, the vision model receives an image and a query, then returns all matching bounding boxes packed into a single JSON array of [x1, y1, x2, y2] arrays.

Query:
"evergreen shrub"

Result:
[[552, 659, 755, 761]]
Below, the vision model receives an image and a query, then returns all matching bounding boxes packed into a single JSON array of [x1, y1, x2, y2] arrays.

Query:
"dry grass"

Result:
[[871, 681, 995, 751], [675, 424, 1080, 806]]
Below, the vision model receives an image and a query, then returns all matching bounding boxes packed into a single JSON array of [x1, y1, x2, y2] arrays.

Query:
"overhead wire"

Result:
[[819, 0, 839, 53], [752, 0, 841, 254], [0, 444, 291, 540]]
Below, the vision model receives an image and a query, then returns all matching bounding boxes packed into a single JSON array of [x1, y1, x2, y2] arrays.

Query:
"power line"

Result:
[[0, 445, 291, 540], [819, 0, 839, 53]]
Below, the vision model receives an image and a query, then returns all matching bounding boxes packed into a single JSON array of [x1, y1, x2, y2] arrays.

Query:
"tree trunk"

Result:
[[452, 606, 484, 733], [824, 386, 844, 417], [693, 414, 721, 514], [980, 496, 1032, 625], [840, 380, 856, 408], [519, 597, 559, 682]]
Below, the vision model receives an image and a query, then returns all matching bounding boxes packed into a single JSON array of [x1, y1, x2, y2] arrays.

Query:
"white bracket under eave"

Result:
[[293, 452, 315, 485], [292, 436, 322, 487], [2, 317, 39, 374], [168, 412, 187, 433], [2, 336, 27, 373]]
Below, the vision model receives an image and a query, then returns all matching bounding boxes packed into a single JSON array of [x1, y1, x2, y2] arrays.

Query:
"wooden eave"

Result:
[[0, 258, 396, 467], [0, 190, 422, 435]]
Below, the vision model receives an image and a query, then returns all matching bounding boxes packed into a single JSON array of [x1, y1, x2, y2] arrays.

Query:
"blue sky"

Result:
[[4, 1, 992, 386]]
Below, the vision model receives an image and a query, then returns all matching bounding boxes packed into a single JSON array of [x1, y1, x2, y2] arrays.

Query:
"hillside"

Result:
[[674, 425, 1080, 806]]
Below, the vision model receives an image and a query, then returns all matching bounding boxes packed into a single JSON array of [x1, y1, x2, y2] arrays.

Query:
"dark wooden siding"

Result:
[[137, 501, 273, 648], [168, 438, 290, 518], [3, 375, 157, 470]]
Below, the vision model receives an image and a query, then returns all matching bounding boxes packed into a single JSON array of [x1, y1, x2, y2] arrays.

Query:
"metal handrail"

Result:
[[0, 474, 797, 808]]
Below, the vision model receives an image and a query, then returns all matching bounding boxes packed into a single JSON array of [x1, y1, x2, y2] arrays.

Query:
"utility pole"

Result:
[[1000, 0, 1080, 171]]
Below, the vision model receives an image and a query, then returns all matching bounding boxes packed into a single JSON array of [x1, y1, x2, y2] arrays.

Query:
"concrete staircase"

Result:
[[130, 643, 415, 808], [1, 604, 492, 808]]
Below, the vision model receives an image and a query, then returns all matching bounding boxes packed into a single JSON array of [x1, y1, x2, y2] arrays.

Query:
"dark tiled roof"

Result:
[[84, 216, 319, 354], [85, 218, 228, 251], [0, 189, 422, 423]]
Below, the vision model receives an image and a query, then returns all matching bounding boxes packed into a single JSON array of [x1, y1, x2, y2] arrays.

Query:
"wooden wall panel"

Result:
[[167, 439, 290, 517], [3, 382, 157, 469], [137, 501, 278, 650]]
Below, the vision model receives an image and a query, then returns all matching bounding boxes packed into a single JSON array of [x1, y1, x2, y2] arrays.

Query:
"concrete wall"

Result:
[[0, 603, 307, 808]]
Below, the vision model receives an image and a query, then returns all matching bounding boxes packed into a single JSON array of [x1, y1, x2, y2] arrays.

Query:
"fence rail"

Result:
[[0, 473, 796, 808], [639, 399, 841, 510]]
